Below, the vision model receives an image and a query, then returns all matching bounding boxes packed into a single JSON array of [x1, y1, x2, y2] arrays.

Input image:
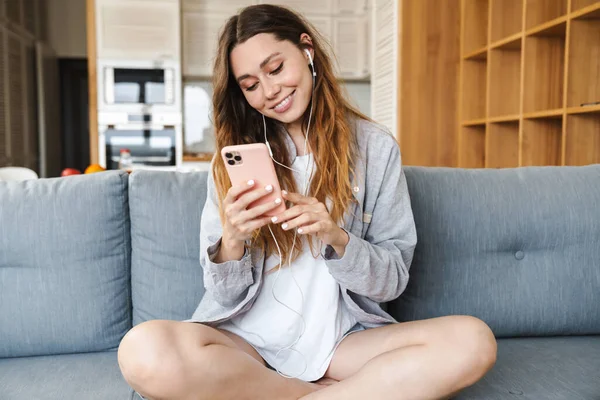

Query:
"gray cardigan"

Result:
[[189, 118, 417, 328]]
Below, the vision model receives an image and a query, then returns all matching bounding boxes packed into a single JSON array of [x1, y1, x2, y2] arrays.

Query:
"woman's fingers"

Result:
[[296, 221, 326, 235], [281, 212, 318, 231], [242, 216, 275, 233], [225, 183, 277, 219], [236, 196, 283, 224], [271, 204, 306, 224], [235, 184, 277, 210], [224, 180, 257, 205], [282, 191, 318, 205]]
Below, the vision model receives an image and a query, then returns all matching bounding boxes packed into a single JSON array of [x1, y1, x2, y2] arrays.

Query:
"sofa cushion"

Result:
[[128, 170, 207, 325], [0, 171, 131, 357], [0, 351, 133, 400], [456, 336, 600, 399], [392, 165, 600, 337]]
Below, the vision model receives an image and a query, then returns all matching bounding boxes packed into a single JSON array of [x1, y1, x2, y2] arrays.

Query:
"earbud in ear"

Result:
[[304, 49, 316, 77], [304, 49, 312, 64]]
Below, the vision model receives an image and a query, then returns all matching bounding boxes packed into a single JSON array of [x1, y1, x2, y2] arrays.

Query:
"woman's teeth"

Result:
[[274, 93, 292, 112]]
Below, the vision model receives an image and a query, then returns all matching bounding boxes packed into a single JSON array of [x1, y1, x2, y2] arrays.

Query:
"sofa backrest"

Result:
[[4, 163, 596, 359], [392, 165, 600, 337], [0, 171, 131, 358], [128, 170, 206, 326], [131, 165, 600, 338]]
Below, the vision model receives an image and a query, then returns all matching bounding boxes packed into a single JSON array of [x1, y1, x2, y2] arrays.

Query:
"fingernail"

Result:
[[265, 184, 273, 192], [297, 228, 303, 234], [282, 223, 288, 229], [247, 180, 254, 186], [274, 197, 281, 204], [282, 190, 288, 195], [271, 216, 278, 223]]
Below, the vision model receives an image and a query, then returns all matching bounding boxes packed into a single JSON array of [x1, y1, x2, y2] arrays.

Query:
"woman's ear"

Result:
[[299, 33, 314, 61]]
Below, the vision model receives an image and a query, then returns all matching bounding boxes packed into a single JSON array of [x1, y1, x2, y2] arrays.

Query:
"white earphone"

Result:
[[305, 48, 316, 77], [254, 46, 317, 380]]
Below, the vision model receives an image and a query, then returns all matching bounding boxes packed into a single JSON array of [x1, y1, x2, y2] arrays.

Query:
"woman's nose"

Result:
[[263, 80, 281, 100]]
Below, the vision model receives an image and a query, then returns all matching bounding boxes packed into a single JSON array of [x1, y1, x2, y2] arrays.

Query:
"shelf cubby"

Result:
[[565, 113, 600, 165], [489, 46, 521, 117], [458, 0, 600, 169], [463, 0, 489, 55], [523, 22, 566, 113], [522, 117, 563, 165], [567, 14, 600, 108], [526, 0, 568, 28], [462, 58, 488, 120], [571, 0, 600, 12], [460, 125, 486, 168], [490, 0, 523, 42], [487, 121, 520, 168]]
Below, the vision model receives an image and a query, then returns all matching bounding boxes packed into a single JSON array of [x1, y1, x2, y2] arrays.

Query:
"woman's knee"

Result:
[[118, 320, 216, 398], [445, 316, 497, 385], [118, 321, 179, 387]]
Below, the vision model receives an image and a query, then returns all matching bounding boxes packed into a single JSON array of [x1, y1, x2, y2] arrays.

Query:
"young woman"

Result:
[[118, 5, 497, 400]]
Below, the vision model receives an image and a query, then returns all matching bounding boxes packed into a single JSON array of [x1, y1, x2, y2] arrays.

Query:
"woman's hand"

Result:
[[216, 180, 282, 262], [273, 191, 349, 256]]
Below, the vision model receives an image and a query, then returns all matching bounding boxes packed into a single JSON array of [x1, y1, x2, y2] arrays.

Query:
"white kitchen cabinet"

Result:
[[182, 0, 257, 14], [308, 16, 333, 48], [182, 12, 232, 77], [96, 0, 180, 61], [333, 0, 368, 15], [333, 16, 369, 79], [180, 0, 371, 79], [258, 0, 334, 16]]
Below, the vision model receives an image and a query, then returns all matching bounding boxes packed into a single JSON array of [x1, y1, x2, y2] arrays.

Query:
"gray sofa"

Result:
[[1, 165, 599, 400]]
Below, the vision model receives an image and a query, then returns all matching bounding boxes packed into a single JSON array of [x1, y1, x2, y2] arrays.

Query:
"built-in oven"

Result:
[[98, 112, 182, 170]]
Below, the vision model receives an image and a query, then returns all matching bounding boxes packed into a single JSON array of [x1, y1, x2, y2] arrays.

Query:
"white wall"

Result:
[[47, 0, 87, 58]]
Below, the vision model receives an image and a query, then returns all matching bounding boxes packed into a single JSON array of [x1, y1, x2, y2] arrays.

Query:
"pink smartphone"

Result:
[[221, 143, 286, 217]]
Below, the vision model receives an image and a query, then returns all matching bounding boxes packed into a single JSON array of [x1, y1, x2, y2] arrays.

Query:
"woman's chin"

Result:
[[267, 108, 304, 126]]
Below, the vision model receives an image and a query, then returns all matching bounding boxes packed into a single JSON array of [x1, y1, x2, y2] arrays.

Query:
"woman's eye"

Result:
[[245, 83, 258, 92], [270, 62, 283, 75]]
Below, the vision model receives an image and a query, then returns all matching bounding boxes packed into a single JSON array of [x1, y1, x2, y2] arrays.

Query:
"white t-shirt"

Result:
[[218, 154, 358, 381]]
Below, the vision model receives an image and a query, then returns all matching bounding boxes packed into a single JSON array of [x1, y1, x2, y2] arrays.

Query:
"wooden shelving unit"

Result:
[[458, 0, 600, 168]]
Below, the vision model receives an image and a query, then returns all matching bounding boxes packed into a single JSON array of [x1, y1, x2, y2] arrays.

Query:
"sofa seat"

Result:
[[0, 351, 133, 400], [457, 336, 600, 399], [1, 336, 599, 399]]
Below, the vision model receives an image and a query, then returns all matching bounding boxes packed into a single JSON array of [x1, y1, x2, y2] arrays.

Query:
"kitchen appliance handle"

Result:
[[111, 123, 176, 130], [111, 155, 173, 162]]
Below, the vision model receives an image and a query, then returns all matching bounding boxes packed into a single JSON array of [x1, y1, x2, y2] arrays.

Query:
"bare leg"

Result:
[[117, 320, 321, 400], [301, 315, 497, 400]]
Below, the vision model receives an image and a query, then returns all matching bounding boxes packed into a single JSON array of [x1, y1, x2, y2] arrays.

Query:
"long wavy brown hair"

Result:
[[212, 4, 369, 265]]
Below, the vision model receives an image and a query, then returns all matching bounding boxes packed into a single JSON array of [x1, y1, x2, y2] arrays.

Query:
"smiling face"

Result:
[[229, 33, 314, 132]]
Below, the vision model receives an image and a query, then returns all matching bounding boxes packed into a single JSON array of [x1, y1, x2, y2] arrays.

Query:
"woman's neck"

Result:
[[285, 121, 310, 156]]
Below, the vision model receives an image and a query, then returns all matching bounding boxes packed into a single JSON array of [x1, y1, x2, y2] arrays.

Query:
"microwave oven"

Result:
[[97, 60, 182, 113], [103, 66, 176, 105]]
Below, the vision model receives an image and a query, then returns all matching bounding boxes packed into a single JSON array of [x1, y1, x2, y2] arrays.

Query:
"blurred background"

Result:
[[0, 0, 598, 178]]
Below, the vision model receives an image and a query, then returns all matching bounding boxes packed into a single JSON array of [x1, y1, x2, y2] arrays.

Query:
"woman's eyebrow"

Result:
[[259, 52, 282, 68], [236, 52, 282, 83]]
